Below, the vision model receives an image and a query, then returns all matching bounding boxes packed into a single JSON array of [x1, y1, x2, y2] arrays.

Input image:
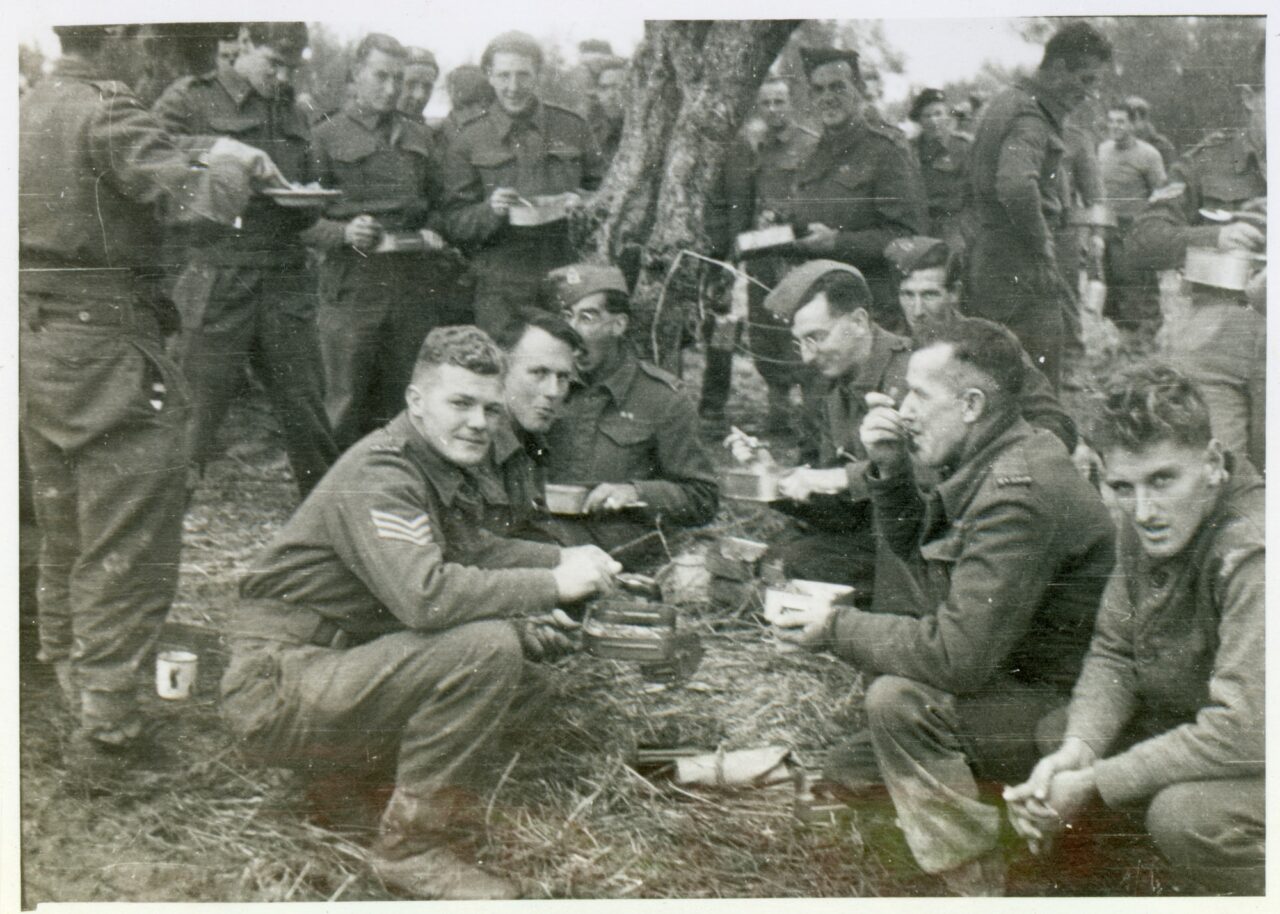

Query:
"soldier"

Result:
[[441, 32, 604, 334], [155, 22, 339, 496], [484, 308, 584, 540], [216, 38, 239, 75], [20, 23, 285, 780], [773, 318, 1114, 895], [222, 326, 620, 899], [770, 47, 927, 332], [397, 46, 439, 124], [588, 56, 627, 165], [1097, 102, 1166, 335], [541, 264, 719, 568], [306, 33, 471, 450], [908, 88, 971, 252], [566, 38, 616, 116], [1126, 40, 1265, 473], [699, 76, 819, 440], [968, 22, 1113, 388], [1125, 95, 1178, 171], [1007, 365, 1264, 895], [440, 64, 495, 146]]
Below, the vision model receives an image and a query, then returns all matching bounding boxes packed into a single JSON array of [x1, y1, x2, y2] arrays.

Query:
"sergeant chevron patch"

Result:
[[370, 509, 434, 546]]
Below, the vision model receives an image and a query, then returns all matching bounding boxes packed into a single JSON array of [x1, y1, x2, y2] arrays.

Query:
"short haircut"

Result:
[[1107, 103, 1134, 120], [906, 242, 963, 292], [405, 47, 438, 70], [1041, 21, 1112, 72], [413, 325, 505, 379], [481, 31, 543, 72], [1089, 362, 1213, 454], [595, 56, 627, 83], [803, 271, 874, 318], [242, 22, 309, 61], [921, 317, 1026, 407], [1125, 94, 1150, 116], [447, 64, 496, 108], [759, 76, 790, 95], [353, 32, 406, 68], [491, 308, 584, 353]]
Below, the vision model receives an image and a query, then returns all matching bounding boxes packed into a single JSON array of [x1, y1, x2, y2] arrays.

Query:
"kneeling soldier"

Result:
[[222, 326, 620, 899]]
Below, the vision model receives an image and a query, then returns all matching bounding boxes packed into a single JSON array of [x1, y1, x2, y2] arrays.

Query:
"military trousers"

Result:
[[864, 673, 1067, 874], [19, 292, 189, 744], [318, 251, 474, 450], [173, 256, 338, 496], [469, 226, 576, 335], [967, 234, 1066, 388], [221, 620, 527, 799]]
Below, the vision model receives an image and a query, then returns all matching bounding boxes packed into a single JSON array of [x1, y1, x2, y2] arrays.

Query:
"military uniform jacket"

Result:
[[19, 57, 222, 298], [912, 131, 972, 232], [303, 103, 447, 251], [1127, 128, 1267, 272], [440, 99, 604, 248], [777, 118, 926, 268], [240, 412, 561, 639], [480, 418, 551, 540], [831, 415, 1115, 694], [970, 75, 1074, 260], [153, 68, 316, 261], [1065, 455, 1264, 806], [545, 352, 718, 526]]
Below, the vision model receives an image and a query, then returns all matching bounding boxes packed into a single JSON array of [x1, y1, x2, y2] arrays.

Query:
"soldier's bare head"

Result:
[[1038, 22, 1113, 112], [1090, 364, 1225, 559], [493, 310, 582, 434], [398, 47, 439, 118], [801, 48, 865, 130], [236, 22, 307, 98], [757, 78, 792, 130], [900, 318, 1024, 469], [351, 33, 407, 115], [407, 327, 507, 466], [791, 271, 876, 380], [54, 25, 147, 84], [483, 31, 543, 115]]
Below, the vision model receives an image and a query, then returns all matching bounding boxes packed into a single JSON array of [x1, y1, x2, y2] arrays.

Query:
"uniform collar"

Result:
[[491, 417, 548, 465], [343, 101, 394, 133], [838, 325, 911, 399], [1138, 451, 1263, 571], [492, 98, 545, 140], [1017, 74, 1072, 129], [761, 122, 798, 149], [580, 350, 639, 404], [933, 412, 1028, 521], [216, 66, 257, 108], [388, 412, 474, 507]]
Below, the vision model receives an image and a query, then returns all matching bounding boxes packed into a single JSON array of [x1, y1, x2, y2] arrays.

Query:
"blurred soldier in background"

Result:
[[397, 46, 439, 124], [908, 88, 971, 256], [20, 22, 285, 782], [441, 32, 603, 334], [155, 22, 338, 496], [439, 64, 496, 145], [1125, 95, 1178, 170], [588, 56, 628, 165]]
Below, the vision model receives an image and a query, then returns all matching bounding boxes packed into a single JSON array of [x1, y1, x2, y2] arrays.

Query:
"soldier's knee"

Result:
[[865, 675, 933, 735], [451, 620, 524, 682], [1145, 782, 1216, 865]]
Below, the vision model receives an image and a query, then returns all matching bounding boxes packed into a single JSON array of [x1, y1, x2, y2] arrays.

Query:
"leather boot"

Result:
[[938, 848, 1006, 896], [368, 786, 520, 900]]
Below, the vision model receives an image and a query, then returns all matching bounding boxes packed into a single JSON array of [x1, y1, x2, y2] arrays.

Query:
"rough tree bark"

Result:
[[581, 20, 802, 371]]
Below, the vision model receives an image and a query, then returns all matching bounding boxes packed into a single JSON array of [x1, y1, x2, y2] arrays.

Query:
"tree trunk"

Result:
[[581, 20, 802, 371]]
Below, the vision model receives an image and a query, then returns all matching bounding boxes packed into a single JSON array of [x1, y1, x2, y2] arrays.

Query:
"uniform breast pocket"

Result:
[[919, 530, 965, 596], [470, 149, 517, 192], [596, 417, 656, 475], [545, 147, 584, 192], [208, 114, 264, 138]]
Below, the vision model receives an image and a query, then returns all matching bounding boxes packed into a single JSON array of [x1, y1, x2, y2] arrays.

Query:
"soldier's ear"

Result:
[[1204, 439, 1227, 486], [612, 312, 630, 336], [959, 387, 986, 424]]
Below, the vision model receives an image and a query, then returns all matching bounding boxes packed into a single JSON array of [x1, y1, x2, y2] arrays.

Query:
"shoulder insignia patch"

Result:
[[637, 360, 682, 391], [369, 440, 406, 454], [1148, 181, 1186, 203], [371, 509, 434, 546], [995, 474, 1034, 487]]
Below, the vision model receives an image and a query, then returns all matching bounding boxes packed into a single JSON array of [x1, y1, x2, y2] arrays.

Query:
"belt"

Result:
[[232, 598, 366, 650]]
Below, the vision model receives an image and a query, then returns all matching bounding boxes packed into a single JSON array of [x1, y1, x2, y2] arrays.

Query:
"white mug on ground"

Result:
[[156, 650, 198, 700]]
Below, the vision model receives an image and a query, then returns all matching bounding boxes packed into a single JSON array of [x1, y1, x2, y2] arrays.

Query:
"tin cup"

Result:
[[156, 650, 198, 700]]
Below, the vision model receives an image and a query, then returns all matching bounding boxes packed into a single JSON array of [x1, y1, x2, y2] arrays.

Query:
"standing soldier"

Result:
[[155, 22, 338, 496], [588, 56, 628, 166], [20, 23, 285, 780], [968, 22, 1113, 388], [773, 47, 927, 332], [1125, 96, 1178, 171], [908, 88, 972, 254], [1126, 39, 1266, 473], [441, 32, 604, 334], [699, 77, 819, 440], [306, 33, 471, 450]]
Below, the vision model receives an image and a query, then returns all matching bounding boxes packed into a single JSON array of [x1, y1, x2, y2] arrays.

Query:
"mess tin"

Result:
[[1184, 247, 1266, 291], [582, 600, 679, 662], [509, 193, 573, 227], [735, 223, 796, 257], [764, 579, 855, 624], [1068, 202, 1117, 229], [545, 483, 590, 515], [261, 186, 343, 208], [707, 536, 769, 583], [719, 465, 782, 502]]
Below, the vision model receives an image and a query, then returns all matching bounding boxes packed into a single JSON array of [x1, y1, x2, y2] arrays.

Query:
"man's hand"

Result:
[[770, 601, 838, 651], [583, 482, 641, 513], [344, 214, 383, 251], [860, 392, 910, 478], [1218, 221, 1266, 253], [1004, 738, 1098, 854], [794, 222, 838, 254], [561, 191, 584, 212], [418, 228, 447, 250], [207, 137, 290, 190], [777, 466, 848, 502], [488, 187, 523, 216], [552, 546, 621, 603], [516, 608, 580, 662], [723, 428, 769, 465]]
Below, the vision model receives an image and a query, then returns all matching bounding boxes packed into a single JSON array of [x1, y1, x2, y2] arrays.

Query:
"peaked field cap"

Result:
[[763, 260, 869, 319], [909, 88, 947, 122], [799, 47, 861, 81], [544, 264, 629, 311], [884, 236, 949, 277]]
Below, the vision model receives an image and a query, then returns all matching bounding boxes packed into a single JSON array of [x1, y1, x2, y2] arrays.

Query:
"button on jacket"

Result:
[[832, 415, 1115, 695], [240, 412, 561, 640]]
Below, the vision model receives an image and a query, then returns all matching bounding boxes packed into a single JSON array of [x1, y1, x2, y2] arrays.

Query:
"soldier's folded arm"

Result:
[[631, 396, 720, 524], [993, 113, 1056, 258], [321, 470, 559, 633], [438, 137, 507, 246], [830, 487, 1058, 694], [1125, 163, 1218, 271]]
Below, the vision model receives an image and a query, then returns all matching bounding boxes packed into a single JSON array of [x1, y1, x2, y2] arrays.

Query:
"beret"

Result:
[[544, 264, 629, 311], [883, 236, 949, 277], [799, 47, 861, 82], [909, 88, 947, 122], [763, 260, 870, 320]]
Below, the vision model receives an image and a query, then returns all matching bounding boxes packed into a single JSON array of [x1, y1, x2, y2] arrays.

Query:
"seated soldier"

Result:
[[1006, 364, 1264, 895], [483, 308, 583, 540], [772, 318, 1114, 895], [542, 264, 719, 568], [221, 326, 621, 900]]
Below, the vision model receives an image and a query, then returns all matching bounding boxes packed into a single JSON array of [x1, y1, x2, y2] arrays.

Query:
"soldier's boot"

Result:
[[938, 848, 1006, 897], [368, 786, 520, 900]]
